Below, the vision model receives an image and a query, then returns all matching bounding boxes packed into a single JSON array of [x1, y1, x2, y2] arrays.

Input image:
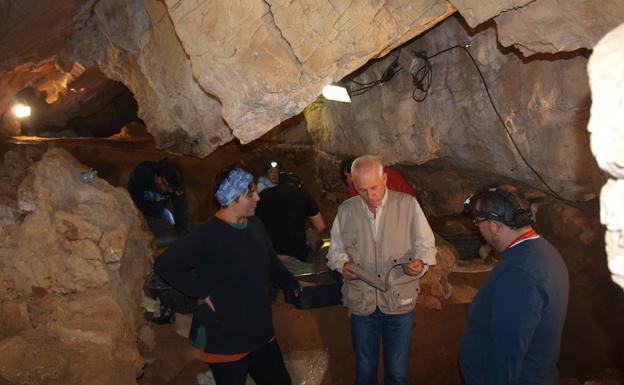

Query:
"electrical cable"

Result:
[[349, 50, 403, 96], [413, 44, 582, 206], [410, 52, 432, 102], [343, 43, 583, 205]]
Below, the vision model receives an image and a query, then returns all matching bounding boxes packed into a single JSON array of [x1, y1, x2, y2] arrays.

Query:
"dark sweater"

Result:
[[128, 160, 188, 235], [154, 216, 299, 354], [459, 236, 569, 385], [255, 184, 320, 261]]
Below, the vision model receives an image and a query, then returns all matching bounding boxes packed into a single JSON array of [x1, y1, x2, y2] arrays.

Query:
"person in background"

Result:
[[459, 185, 569, 385], [328, 155, 437, 385], [340, 157, 418, 200], [128, 158, 189, 237], [256, 171, 325, 263], [257, 160, 280, 193], [154, 166, 299, 385]]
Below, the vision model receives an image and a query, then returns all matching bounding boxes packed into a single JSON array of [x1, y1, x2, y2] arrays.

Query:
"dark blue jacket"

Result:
[[128, 160, 188, 235], [459, 236, 569, 385]]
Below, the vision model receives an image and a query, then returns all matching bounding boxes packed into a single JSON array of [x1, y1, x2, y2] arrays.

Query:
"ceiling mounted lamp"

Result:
[[322, 84, 351, 103], [12, 103, 31, 118]]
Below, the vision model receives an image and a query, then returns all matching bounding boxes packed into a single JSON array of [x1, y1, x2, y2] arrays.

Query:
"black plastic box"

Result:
[[145, 272, 197, 314], [285, 271, 343, 309]]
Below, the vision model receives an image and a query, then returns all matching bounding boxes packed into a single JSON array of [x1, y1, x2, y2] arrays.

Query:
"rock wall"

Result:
[[82, 0, 232, 156], [450, 0, 624, 56], [2, 0, 623, 157], [0, 0, 456, 155], [587, 23, 624, 291], [161, 0, 454, 145], [0, 147, 152, 384], [305, 15, 605, 200]]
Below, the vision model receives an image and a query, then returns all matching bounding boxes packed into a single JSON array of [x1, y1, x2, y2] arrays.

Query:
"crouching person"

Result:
[[154, 166, 300, 385]]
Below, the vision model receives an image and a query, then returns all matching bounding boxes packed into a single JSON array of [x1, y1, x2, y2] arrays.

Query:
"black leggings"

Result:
[[209, 340, 292, 385]]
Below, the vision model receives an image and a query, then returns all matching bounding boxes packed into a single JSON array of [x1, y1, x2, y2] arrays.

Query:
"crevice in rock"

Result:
[[260, 0, 304, 70], [497, 0, 538, 16]]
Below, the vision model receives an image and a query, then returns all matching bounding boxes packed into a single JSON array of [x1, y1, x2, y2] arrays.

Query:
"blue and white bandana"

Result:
[[214, 168, 254, 206]]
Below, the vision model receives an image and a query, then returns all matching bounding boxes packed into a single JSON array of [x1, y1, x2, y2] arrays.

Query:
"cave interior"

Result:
[[0, 1, 623, 385]]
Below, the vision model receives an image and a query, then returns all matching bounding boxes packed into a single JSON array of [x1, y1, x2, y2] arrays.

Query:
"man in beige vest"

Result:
[[327, 155, 436, 385]]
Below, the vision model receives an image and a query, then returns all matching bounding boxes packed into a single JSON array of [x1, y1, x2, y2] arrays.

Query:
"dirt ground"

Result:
[[3, 138, 623, 384], [138, 273, 481, 385], [139, 232, 624, 385], [141, 265, 622, 384]]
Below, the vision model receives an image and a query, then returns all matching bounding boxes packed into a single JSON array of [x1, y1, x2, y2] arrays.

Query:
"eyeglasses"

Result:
[[473, 218, 489, 226]]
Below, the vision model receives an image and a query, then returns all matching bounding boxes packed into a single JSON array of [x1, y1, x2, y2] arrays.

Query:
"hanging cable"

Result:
[[410, 51, 433, 102], [409, 44, 581, 205], [349, 50, 403, 96], [343, 44, 584, 205]]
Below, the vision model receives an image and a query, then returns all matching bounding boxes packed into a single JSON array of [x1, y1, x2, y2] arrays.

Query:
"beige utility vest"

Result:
[[338, 190, 423, 316]]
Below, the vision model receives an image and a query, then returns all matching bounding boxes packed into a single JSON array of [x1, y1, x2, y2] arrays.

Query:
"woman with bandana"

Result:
[[154, 166, 300, 385]]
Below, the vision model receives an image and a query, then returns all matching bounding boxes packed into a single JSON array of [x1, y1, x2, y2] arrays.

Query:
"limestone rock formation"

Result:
[[494, 0, 624, 56], [88, 0, 232, 156], [419, 237, 457, 310], [448, 0, 531, 28], [0, 147, 152, 384], [587, 23, 624, 290], [306, 15, 605, 199], [3, 0, 624, 157], [162, 0, 454, 145], [450, 0, 624, 56]]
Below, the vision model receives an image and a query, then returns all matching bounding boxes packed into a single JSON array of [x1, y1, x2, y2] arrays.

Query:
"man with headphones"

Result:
[[459, 184, 569, 385]]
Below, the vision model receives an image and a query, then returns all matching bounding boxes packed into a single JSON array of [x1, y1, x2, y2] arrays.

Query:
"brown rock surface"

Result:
[[419, 236, 457, 310], [162, 0, 454, 145], [306, 15, 604, 199], [494, 0, 624, 56], [450, 0, 624, 56], [90, 0, 232, 156], [449, 0, 531, 28], [0, 147, 152, 384], [0, 335, 70, 384], [3, 0, 623, 156]]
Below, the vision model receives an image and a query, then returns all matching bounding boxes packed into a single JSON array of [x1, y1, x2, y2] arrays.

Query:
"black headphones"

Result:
[[464, 187, 535, 228]]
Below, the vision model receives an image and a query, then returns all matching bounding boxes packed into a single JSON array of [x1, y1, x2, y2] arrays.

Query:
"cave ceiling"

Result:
[[0, 0, 623, 157]]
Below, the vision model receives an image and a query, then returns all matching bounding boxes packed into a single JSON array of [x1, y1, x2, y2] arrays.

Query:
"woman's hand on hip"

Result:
[[198, 296, 216, 311]]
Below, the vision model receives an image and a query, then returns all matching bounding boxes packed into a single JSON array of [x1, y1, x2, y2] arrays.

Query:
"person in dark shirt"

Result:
[[255, 172, 325, 262], [459, 185, 569, 385], [128, 159, 189, 237], [154, 166, 299, 385]]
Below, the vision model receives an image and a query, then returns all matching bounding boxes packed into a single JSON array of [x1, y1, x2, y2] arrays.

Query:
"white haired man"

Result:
[[327, 155, 437, 385]]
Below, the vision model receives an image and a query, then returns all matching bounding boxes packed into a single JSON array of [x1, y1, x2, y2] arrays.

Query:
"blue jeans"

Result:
[[350, 308, 414, 385]]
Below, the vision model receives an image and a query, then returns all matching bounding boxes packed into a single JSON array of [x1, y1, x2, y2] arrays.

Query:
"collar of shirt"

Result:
[[358, 188, 388, 239], [504, 228, 540, 251]]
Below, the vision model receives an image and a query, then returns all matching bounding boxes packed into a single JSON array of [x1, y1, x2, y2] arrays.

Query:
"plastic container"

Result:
[[144, 272, 197, 314], [81, 170, 98, 183], [286, 271, 343, 309]]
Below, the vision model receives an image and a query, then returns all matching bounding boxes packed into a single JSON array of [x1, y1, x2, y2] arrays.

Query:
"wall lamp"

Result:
[[322, 84, 351, 103]]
